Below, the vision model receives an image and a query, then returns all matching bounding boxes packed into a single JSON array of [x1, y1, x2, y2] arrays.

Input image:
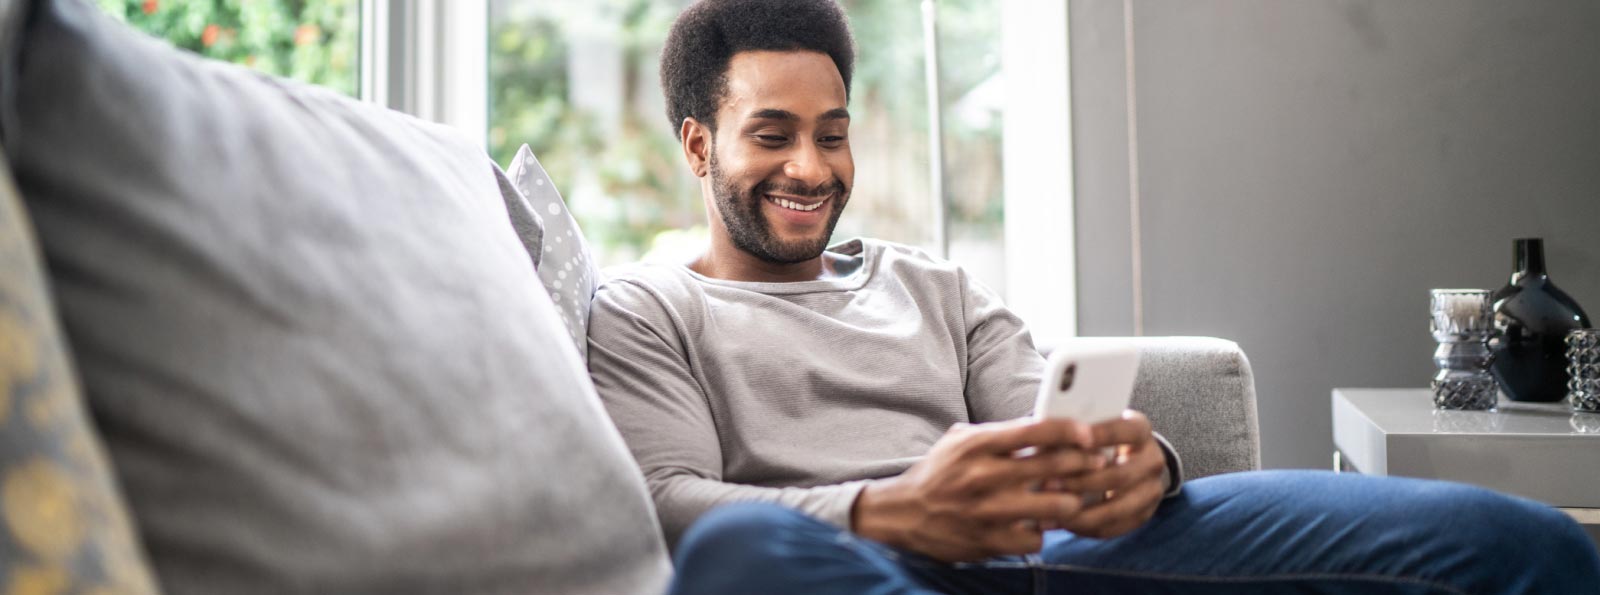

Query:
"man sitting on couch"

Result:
[[589, 0, 1600, 593]]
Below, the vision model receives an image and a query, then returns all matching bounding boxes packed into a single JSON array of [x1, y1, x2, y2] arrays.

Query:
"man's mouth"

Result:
[[764, 194, 828, 212]]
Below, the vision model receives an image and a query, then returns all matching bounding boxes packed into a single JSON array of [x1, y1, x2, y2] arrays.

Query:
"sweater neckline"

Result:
[[678, 238, 875, 294]]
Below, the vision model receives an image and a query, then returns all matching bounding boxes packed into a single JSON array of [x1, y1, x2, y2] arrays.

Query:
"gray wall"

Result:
[[1071, 0, 1600, 469]]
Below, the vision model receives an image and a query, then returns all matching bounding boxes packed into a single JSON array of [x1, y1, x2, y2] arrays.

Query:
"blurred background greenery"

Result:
[[96, 0, 360, 96], [98, 0, 1005, 291]]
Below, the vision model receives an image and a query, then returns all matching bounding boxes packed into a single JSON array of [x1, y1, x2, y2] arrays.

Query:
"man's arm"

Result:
[[587, 279, 871, 546], [588, 277, 1105, 562]]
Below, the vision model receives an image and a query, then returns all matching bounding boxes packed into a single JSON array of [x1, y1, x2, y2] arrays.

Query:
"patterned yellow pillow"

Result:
[[0, 158, 157, 594]]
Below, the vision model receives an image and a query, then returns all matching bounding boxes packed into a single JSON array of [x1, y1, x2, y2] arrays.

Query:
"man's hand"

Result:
[[1051, 410, 1166, 539], [850, 417, 1102, 562]]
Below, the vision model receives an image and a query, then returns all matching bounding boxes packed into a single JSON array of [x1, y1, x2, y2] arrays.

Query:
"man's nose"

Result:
[[782, 142, 831, 190]]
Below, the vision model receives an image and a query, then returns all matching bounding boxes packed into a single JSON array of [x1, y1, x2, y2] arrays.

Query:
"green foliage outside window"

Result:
[[489, 1, 692, 264], [95, 0, 360, 97]]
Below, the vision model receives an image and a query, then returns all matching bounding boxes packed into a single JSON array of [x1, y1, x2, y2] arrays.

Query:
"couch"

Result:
[[0, 0, 1260, 592]]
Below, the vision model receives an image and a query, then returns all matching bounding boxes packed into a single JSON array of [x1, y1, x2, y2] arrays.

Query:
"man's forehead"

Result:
[[721, 50, 847, 120]]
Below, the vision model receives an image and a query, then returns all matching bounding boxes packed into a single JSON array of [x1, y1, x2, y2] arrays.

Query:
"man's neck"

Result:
[[689, 236, 846, 283]]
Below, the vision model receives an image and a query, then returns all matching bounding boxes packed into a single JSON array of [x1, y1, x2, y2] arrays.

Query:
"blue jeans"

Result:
[[669, 471, 1600, 594]]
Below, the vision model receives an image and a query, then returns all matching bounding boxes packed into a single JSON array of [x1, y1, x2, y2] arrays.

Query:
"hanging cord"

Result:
[[921, 0, 949, 258], [1123, 0, 1144, 336]]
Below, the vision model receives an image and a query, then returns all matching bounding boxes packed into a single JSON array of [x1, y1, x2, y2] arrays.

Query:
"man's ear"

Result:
[[681, 117, 711, 178]]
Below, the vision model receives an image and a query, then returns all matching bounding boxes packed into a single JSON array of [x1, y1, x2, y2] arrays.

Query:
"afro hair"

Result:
[[658, 0, 855, 139]]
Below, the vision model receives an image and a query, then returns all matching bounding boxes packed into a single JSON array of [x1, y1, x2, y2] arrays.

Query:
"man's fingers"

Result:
[[949, 448, 1102, 496], [976, 520, 1045, 556], [1000, 448, 1103, 483], [966, 490, 1084, 523], [963, 418, 1094, 457], [911, 523, 1000, 564], [1089, 410, 1153, 448], [1054, 445, 1162, 493], [1062, 475, 1164, 539]]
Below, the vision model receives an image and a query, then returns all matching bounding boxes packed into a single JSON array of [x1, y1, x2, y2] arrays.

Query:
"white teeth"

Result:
[[767, 196, 823, 212]]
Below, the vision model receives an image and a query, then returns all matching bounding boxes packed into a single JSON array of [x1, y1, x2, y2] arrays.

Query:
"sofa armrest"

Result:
[[1039, 337, 1261, 479]]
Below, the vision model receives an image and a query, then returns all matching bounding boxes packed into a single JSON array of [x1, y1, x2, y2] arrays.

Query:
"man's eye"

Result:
[[818, 136, 846, 145], [754, 134, 788, 144]]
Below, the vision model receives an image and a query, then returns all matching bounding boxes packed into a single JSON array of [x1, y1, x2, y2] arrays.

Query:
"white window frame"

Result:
[[1001, 1, 1077, 342], [362, 0, 487, 147]]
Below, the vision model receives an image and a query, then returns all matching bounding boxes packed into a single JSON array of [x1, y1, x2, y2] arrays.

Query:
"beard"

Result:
[[708, 149, 849, 265]]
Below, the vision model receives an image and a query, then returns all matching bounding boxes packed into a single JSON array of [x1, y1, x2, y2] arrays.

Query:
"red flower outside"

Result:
[[201, 24, 220, 47], [142, 0, 157, 14], [294, 24, 321, 46]]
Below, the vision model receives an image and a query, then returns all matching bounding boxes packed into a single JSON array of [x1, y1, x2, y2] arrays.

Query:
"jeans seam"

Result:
[[1025, 553, 1046, 595], [1032, 564, 1473, 595]]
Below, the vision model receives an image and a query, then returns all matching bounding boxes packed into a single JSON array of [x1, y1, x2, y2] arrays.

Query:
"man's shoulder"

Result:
[[853, 238, 966, 285], [592, 263, 701, 318], [855, 238, 947, 265], [599, 261, 695, 290]]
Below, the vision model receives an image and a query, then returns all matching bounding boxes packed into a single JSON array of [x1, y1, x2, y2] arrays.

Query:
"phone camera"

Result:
[[1059, 363, 1076, 391]]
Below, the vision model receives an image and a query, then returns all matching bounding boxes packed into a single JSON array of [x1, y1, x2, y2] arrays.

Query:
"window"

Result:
[[488, 0, 693, 266], [98, 0, 1062, 329], [841, 0, 1005, 293], [94, 0, 361, 96], [487, 0, 1006, 295]]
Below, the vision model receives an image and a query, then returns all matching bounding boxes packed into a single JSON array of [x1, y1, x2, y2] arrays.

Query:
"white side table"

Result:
[[1331, 388, 1600, 546]]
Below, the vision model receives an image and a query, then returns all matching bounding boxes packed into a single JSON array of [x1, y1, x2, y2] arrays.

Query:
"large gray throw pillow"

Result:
[[1, 1, 670, 593]]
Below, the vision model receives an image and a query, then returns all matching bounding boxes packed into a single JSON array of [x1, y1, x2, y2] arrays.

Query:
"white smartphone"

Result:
[[1033, 344, 1140, 424], [1032, 344, 1141, 505]]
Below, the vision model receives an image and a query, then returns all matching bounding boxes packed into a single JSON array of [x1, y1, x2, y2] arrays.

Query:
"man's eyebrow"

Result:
[[746, 108, 852, 122], [749, 109, 799, 122]]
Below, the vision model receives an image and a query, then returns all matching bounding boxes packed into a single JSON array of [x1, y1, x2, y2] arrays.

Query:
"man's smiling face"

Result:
[[703, 50, 854, 264]]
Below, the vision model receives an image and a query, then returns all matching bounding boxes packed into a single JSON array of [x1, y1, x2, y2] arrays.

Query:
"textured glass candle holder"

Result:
[[1431, 289, 1497, 411], [1571, 413, 1600, 434], [1566, 329, 1600, 413], [1431, 409, 1506, 433]]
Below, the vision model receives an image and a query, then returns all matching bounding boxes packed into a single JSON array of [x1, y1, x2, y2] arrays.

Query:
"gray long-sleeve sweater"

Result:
[[588, 239, 1180, 547]]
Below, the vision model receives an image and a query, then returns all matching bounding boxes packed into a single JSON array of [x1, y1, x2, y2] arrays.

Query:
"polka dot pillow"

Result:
[[507, 144, 601, 360]]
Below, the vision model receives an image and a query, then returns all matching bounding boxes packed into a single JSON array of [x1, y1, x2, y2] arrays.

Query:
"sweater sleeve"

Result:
[[959, 269, 1048, 423], [587, 279, 873, 549]]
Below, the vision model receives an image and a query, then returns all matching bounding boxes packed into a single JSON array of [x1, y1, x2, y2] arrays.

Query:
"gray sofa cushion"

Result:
[[2, 1, 670, 593]]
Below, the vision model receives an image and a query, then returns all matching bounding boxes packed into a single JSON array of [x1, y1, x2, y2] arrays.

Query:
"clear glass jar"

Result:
[[1566, 328, 1600, 413], [1431, 289, 1497, 411]]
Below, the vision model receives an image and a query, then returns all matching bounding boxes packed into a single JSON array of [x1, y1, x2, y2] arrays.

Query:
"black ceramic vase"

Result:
[[1490, 238, 1592, 402]]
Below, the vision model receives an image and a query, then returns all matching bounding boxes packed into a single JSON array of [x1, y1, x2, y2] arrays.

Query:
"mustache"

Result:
[[753, 178, 847, 199]]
